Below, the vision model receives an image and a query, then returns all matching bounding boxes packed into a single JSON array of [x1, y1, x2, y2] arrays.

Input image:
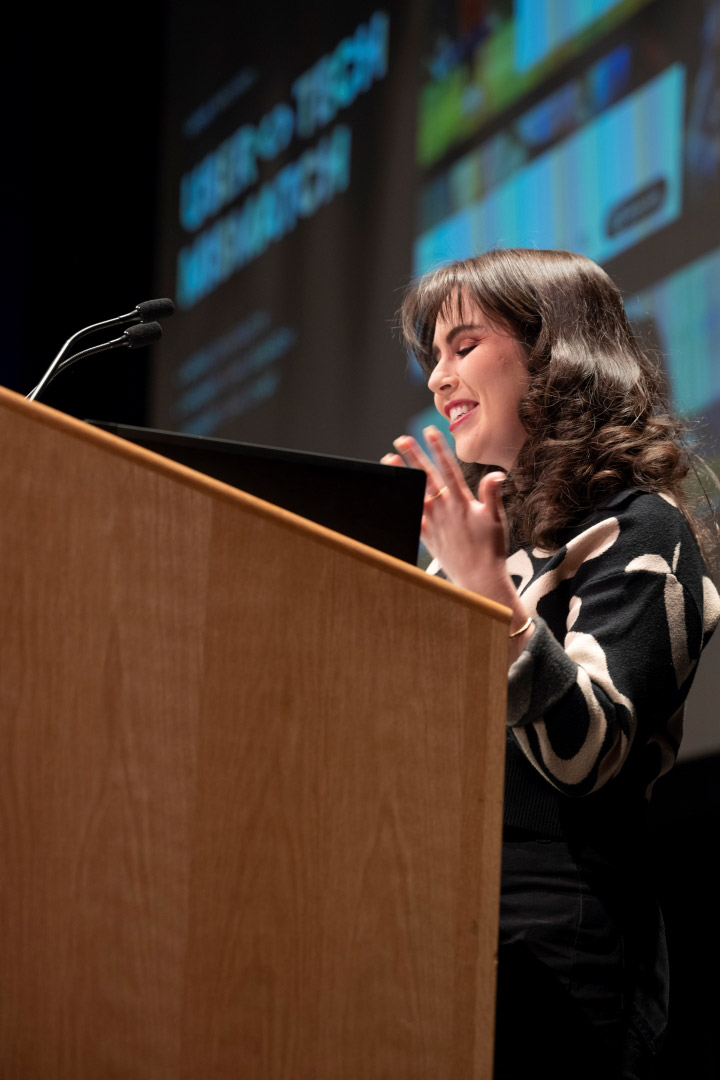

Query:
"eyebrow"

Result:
[[431, 322, 486, 359]]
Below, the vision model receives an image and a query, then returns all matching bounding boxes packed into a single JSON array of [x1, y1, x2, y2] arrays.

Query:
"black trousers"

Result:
[[494, 831, 668, 1080]]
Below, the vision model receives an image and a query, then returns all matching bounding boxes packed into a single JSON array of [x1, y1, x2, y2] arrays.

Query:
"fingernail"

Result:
[[393, 436, 411, 449]]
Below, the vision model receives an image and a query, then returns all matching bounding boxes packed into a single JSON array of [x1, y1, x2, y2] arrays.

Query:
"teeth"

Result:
[[449, 403, 475, 422]]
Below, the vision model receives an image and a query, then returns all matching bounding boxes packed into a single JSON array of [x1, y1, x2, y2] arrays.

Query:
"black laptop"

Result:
[[88, 422, 426, 566]]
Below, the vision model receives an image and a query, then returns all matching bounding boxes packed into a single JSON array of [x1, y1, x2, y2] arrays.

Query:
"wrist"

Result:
[[509, 615, 533, 638], [507, 611, 534, 667]]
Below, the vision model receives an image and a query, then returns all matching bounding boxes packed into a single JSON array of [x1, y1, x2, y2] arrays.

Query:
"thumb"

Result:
[[479, 471, 510, 555], [478, 471, 506, 524]]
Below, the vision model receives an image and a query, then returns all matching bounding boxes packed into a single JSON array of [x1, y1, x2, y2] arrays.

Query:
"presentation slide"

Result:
[[405, 0, 720, 479]]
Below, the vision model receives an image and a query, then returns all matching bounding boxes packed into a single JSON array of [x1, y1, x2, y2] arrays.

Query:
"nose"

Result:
[[427, 354, 458, 395]]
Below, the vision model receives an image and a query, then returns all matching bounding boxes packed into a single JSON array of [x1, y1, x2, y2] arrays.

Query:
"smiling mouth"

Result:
[[448, 402, 478, 431]]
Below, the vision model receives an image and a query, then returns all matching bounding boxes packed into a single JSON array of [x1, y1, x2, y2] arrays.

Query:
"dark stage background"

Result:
[[6, 3, 720, 1074]]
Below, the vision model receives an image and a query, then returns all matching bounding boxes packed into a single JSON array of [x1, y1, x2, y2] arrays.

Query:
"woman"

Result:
[[383, 249, 720, 1079]]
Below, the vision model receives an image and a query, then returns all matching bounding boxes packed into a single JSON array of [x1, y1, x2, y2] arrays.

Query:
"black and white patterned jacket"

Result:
[[504, 489, 720, 839]]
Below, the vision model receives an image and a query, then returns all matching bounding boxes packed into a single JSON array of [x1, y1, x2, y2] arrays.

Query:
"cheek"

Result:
[[513, 372, 530, 414], [499, 359, 528, 404]]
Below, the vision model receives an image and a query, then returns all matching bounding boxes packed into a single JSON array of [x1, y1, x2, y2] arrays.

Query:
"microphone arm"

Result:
[[27, 321, 164, 401], [26, 298, 174, 402]]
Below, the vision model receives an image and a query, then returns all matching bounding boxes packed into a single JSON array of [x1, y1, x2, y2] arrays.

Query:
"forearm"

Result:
[[507, 616, 634, 795]]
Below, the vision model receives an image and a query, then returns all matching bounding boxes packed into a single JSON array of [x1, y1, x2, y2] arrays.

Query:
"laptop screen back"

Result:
[[88, 422, 426, 566]]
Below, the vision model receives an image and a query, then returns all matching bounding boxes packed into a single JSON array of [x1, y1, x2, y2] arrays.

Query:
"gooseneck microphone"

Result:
[[55, 321, 163, 371], [27, 299, 174, 401]]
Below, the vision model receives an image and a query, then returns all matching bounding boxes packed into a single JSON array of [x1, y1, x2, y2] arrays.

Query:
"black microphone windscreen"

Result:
[[125, 321, 163, 348], [135, 298, 175, 320]]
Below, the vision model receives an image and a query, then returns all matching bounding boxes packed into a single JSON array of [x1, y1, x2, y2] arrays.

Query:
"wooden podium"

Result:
[[0, 386, 509, 1079]]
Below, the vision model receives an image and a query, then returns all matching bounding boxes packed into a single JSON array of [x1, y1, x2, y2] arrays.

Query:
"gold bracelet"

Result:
[[509, 615, 532, 639]]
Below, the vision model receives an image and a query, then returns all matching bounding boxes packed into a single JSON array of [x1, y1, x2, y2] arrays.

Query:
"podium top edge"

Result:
[[0, 386, 511, 625]]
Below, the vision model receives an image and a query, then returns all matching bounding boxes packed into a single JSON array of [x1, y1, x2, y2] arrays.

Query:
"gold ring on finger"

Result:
[[427, 485, 448, 501]]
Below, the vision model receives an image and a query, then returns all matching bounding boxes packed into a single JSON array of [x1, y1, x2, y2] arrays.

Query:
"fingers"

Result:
[[380, 453, 405, 467], [391, 427, 475, 504], [392, 435, 443, 491], [423, 426, 472, 501], [392, 435, 431, 469]]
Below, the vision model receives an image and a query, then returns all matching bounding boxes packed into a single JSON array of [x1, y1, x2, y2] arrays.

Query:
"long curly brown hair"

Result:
[[400, 248, 713, 556]]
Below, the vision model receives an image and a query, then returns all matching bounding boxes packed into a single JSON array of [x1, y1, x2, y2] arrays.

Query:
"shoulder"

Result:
[[584, 487, 690, 537], [570, 489, 696, 568], [571, 492, 720, 618]]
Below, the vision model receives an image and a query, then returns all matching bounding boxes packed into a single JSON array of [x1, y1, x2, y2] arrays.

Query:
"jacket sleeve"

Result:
[[506, 503, 720, 797]]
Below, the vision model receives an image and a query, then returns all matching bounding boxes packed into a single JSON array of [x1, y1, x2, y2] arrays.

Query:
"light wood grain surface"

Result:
[[0, 387, 509, 1079]]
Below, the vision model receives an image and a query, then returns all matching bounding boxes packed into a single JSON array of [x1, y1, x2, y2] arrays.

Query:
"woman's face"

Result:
[[428, 293, 529, 471]]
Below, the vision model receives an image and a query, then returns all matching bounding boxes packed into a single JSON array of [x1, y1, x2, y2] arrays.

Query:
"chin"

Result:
[[452, 437, 485, 465]]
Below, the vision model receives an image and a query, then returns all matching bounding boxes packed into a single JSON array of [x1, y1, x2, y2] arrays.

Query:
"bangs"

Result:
[[399, 249, 613, 377], [400, 264, 470, 375]]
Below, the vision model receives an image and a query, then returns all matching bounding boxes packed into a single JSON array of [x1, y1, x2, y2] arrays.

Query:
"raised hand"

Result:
[[383, 427, 533, 649]]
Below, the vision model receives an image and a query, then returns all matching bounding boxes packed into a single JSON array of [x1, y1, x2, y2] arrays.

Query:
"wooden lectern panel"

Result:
[[0, 388, 509, 1079]]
